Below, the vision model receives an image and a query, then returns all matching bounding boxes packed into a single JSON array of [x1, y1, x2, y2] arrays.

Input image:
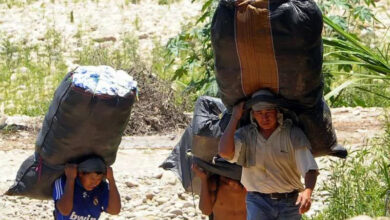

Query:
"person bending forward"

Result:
[[53, 156, 121, 220]]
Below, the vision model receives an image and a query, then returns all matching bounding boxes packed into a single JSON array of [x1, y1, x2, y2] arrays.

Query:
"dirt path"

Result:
[[0, 107, 386, 219]]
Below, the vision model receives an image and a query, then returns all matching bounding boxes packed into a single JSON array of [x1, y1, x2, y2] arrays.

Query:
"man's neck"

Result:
[[259, 125, 278, 139], [260, 130, 272, 139]]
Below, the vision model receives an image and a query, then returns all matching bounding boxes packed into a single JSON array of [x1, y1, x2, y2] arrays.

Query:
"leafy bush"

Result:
[[160, 0, 389, 107], [306, 117, 390, 219], [322, 16, 390, 107], [160, 0, 217, 102]]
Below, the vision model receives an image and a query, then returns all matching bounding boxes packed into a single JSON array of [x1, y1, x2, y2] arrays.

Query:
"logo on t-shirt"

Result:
[[93, 196, 99, 206], [69, 211, 97, 220]]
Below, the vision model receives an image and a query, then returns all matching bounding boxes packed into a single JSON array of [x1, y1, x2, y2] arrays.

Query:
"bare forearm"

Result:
[[106, 178, 121, 215], [57, 178, 75, 216], [199, 179, 214, 215], [219, 116, 240, 159]]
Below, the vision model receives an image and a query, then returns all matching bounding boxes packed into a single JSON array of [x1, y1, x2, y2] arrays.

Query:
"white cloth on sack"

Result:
[[72, 65, 137, 97]]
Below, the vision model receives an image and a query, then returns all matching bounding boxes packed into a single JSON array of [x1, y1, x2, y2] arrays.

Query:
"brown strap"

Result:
[[235, 0, 279, 96]]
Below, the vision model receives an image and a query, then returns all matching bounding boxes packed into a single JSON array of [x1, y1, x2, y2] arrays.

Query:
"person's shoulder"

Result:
[[54, 175, 66, 187], [290, 125, 306, 137], [53, 175, 66, 201], [236, 123, 257, 134], [289, 125, 311, 150]]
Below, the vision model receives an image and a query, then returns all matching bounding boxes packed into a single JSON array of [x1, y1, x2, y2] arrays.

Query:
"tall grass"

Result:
[[76, 34, 141, 71], [157, 0, 182, 5], [0, 29, 67, 116], [0, 27, 140, 116], [0, 0, 38, 8], [305, 118, 390, 219]]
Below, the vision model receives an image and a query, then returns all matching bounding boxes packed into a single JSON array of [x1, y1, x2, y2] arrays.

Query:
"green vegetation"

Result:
[[0, 29, 67, 116], [3, 0, 387, 113], [304, 118, 390, 219], [154, 0, 217, 104], [76, 34, 140, 71], [158, 0, 182, 5], [0, 0, 38, 8], [0, 25, 140, 116], [1, 0, 389, 217], [319, 0, 390, 107], [1, 0, 388, 110], [158, 0, 390, 108]]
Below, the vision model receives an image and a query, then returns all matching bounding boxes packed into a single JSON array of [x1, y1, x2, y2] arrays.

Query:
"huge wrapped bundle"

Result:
[[160, 125, 242, 194], [191, 96, 241, 180], [6, 66, 137, 199], [211, 0, 346, 158], [160, 125, 199, 193], [161, 96, 242, 194], [192, 96, 226, 162]]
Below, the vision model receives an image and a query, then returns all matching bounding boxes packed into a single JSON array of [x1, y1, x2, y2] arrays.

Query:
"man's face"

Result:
[[252, 108, 278, 130], [78, 172, 104, 191]]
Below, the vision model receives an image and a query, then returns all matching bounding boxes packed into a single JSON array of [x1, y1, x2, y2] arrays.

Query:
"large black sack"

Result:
[[6, 66, 137, 199], [191, 96, 241, 180], [5, 154, 63, 199], [36, 71, 136, 165], [212, 0, 324, 107], [160, 125, 199, 193], [160, 125, 242, 194], [211, 0, 346, 158], [161, 96, 242, 193], [192, 96, 227, 162]]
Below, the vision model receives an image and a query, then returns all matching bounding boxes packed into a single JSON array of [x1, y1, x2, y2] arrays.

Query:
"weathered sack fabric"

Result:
[[7, 66, 137, 199], [161, 96, 242, 193], [211, 0, 347, 158]]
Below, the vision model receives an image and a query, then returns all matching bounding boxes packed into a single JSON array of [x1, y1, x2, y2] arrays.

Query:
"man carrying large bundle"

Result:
[[6, 65, 137, 202], [161, 96, 247, 220], [211, 0, 347, 158], [219, 90, 319, 220]]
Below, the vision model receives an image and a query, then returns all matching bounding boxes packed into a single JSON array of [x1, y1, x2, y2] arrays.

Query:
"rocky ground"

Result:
[[0, 107, 387, 219]]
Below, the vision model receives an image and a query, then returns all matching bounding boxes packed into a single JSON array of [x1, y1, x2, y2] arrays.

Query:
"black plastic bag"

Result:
[[211, 0, 346, 158], [7, 66, 136, 199]]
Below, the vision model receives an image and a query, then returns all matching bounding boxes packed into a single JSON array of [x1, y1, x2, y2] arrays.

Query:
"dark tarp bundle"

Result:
[[211, 0, 347, 158], [5, 154, 64, 199], [161, 96, 242, 194], [160, 125, 200, 193], [160, 125, 242, 194], [192, 96, 227, 162], [6, 66, 136, 199]]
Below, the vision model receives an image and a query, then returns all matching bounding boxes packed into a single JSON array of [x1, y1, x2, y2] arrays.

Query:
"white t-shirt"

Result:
[[230, 121, 318, 193]]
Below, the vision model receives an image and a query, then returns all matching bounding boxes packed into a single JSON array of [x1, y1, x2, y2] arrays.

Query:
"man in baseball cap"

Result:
[[219, 89, 319, 220]]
